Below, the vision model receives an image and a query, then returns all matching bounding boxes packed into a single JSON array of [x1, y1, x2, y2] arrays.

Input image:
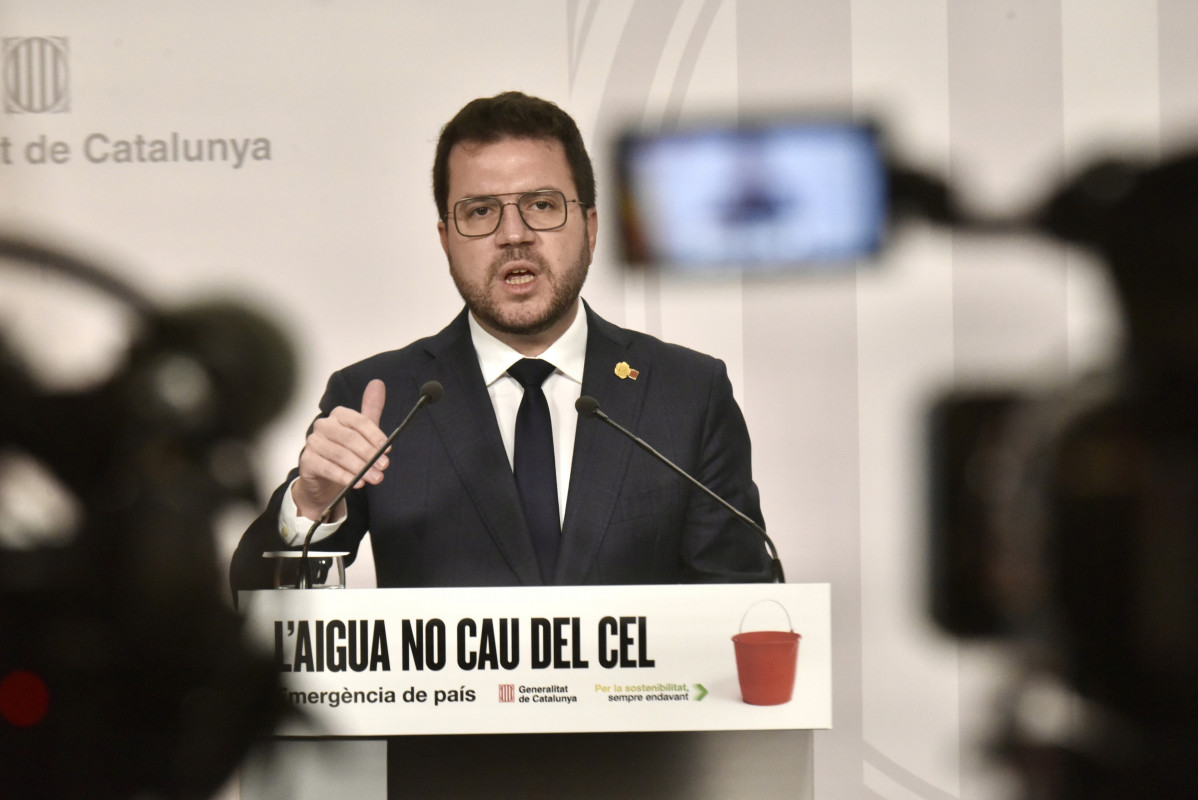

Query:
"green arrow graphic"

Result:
[[693, 684, 708, 701]]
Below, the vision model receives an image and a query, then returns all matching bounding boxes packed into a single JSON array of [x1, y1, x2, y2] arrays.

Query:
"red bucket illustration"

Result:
[[732, 599, 801, 706]]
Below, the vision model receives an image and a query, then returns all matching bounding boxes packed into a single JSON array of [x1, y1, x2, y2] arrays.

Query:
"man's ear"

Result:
[[438, 218, 449, 256], [585, 205, 598, 256]]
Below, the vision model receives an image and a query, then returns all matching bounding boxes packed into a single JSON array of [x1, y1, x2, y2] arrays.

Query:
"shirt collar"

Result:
[[467, 303, 589, 386]]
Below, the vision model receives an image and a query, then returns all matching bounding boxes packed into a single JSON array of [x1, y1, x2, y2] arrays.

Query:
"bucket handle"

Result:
[[738, 598, 795, 633]]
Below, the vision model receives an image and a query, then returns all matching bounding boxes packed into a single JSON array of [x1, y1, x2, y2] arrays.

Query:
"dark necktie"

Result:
[[507, 358, 561, 583]]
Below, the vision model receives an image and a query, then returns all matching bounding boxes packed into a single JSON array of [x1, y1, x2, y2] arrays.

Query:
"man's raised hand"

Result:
[[292, 379, 389, 520]]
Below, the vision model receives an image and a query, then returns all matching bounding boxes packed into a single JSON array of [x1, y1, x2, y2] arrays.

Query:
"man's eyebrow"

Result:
[[455, 187, 562, 201]]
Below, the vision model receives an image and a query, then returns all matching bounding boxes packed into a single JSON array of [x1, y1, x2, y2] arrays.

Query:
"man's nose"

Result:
[[496, 202, 536, 243]]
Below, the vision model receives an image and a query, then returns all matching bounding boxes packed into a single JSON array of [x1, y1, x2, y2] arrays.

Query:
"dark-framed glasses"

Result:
[[449, 190, 584, 237]]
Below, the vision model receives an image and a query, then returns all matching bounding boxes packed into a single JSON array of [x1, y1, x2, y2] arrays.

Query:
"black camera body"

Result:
[[929, 152, 1198, 798], [0, 237, 292, 799], [618, 122, 1198, 796]]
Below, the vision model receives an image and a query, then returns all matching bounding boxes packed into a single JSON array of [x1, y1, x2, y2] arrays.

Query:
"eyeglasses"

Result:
[[448, 190, 585, 237]]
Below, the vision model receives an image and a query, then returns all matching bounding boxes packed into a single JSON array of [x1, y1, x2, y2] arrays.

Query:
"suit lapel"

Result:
[[557, 304, 646, 584], [420, 310, 543, 585]]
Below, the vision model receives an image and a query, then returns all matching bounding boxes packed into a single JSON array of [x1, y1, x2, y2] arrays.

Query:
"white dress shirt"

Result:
[[279, 307, 587, 545]]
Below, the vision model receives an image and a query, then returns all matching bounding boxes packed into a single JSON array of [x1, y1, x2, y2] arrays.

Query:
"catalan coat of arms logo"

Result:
[[4, 37, 70, 114]]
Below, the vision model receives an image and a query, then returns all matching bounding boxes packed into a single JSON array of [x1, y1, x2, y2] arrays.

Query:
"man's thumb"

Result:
[[361, 379, 386, 425]]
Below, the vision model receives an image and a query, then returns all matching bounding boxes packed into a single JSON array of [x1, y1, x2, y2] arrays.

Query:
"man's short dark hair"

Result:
[[433, 91, 595, 220]]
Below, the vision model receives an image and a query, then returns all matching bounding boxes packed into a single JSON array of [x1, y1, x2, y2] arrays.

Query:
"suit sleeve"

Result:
[[679, 360, 773, 582]]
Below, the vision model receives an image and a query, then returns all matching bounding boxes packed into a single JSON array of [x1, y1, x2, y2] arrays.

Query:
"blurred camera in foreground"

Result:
[[617, 118, 1198, 798], [0, 233, 292, 799]]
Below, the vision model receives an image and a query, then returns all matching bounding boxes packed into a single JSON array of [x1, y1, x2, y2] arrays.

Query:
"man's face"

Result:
[[438, 137, 597, 352]]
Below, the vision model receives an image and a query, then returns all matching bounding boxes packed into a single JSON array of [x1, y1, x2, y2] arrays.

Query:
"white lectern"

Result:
[[238, 583, 829, 799]]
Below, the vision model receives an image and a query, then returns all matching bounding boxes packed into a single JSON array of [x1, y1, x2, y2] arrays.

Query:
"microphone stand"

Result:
[[577, 396, 785, 583], [296, 382, 442, 588]]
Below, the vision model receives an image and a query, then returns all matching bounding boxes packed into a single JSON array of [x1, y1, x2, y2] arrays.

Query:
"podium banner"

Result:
[[240, 583, 831, 737]]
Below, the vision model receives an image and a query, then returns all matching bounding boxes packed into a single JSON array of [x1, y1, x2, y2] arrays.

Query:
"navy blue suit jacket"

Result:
[[230, 303, 771, 590]]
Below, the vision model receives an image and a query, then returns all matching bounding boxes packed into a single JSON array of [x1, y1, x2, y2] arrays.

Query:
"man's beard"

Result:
[[449, 239, 591, 337]]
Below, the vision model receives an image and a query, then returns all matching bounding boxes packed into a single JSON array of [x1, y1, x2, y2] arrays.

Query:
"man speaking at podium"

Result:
[[231, 91, 771, 591]]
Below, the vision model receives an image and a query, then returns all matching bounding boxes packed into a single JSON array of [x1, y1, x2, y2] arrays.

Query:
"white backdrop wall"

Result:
[[2, 2, 1193, 798]]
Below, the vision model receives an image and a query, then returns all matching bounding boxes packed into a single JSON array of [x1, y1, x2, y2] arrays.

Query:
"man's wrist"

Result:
[[292, 480, 332, 522], [279, 479, 347, 546]]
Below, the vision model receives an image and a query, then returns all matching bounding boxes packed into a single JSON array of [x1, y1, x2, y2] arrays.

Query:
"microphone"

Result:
[[575, 395, 785, 583], [296, 380, 444, 588]]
